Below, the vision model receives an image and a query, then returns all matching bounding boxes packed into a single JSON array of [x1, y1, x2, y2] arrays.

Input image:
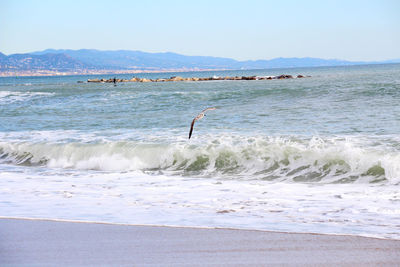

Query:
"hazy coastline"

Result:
[[0, 68, 225, 77], [2, 48, 399, 77]]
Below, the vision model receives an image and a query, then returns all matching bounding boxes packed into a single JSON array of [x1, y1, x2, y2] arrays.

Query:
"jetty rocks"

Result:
[[86, 74, 309, 83]]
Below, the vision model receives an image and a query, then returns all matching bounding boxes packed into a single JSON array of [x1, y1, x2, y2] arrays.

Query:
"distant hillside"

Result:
[[31, 49, 243, 70], [32, 49, 364, 70], [0, 52, 93, 72], [1, 49, 399, 75]]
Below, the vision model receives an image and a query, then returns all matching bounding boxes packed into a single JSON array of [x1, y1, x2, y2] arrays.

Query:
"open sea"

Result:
[[1, 64, 399, 239]]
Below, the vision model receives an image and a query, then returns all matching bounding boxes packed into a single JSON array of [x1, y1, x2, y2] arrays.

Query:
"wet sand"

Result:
[[1, 218, 399, 266]]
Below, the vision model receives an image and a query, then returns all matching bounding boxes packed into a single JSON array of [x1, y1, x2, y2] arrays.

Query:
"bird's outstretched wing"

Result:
[[189, 118, 196, 139], [201, 107, 216, 113]]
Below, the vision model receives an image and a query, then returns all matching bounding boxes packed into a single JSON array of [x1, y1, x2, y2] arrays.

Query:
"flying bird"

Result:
[[188, 107, 217, 139]]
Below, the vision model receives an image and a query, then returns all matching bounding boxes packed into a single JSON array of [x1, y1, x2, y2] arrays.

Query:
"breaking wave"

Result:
[[0, 136, 399, 184]]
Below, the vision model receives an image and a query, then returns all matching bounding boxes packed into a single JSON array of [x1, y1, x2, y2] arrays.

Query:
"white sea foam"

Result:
[[0, 166, 399, 239], [0, 91, 55, 104], [0, 134, 398, 183]]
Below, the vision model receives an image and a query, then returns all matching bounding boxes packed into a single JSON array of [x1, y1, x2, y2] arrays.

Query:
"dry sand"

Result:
[[1, 218, 399, 266]]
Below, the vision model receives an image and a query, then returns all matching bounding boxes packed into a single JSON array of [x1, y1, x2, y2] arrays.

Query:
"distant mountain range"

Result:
[[1, 49, 399, 75]]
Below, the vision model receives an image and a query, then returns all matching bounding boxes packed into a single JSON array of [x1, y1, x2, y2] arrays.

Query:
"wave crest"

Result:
[[0, 91, 54, 104], [0, 136, 399, 183]]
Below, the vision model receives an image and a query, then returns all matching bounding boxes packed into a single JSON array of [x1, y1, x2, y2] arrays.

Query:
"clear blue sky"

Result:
[[1, 0, 399, 61]]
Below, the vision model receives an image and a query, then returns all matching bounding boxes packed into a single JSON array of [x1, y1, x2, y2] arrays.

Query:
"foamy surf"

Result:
[[0, 165, 399, 240], [0, 134, 398, 184]]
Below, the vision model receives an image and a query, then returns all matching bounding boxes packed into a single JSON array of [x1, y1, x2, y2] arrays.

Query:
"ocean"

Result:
[[1, 64, 399, 239]]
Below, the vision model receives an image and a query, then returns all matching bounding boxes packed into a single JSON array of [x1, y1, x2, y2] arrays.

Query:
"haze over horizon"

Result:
[[1, 0, 399, 61], [4, 48, 400, 63]]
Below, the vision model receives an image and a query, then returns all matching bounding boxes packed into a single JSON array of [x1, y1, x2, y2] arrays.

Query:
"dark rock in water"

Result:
[[297, 75, 304, 78], [276, 74, 293, 79], [242, 76, 257, 80], [169, 76, 184, 81], [77, 81, 84, 83]]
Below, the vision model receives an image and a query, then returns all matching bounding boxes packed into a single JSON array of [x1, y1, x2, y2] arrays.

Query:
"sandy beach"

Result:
[[1, 218, 399, 266]]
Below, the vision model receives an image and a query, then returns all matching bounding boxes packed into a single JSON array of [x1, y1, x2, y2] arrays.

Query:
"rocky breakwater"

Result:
[[86, 74, 309, 83]]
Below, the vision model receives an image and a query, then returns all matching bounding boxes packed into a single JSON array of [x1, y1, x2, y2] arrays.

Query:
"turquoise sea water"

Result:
[[1, 64, 399, 239]]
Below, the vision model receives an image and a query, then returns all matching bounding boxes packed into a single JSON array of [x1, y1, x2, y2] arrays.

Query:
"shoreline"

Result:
[[1, 218, 399, 266], [1, 216, 397, 241]]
